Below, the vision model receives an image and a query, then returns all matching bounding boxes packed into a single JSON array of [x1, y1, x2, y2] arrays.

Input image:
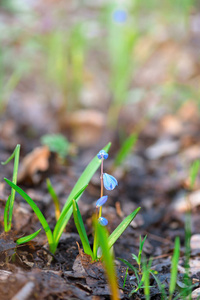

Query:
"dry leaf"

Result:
[[18, 146, 50, 184]]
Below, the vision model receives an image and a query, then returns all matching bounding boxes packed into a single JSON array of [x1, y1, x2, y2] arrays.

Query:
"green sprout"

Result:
[[97, 221, 120, 300], [2, 144, 20, 232], [72, 149, 141, 261], [2, 144, 41, 244], [169, 237, 180, 300], [114, 133, 138, 167], [118, 236, 154, 296], [4, 143, 111, 254], [16, 229, 42, 245], [46, 178, 60, 221], [132, 235, 147, 274]]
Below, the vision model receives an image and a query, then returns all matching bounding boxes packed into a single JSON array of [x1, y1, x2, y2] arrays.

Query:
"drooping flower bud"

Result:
[[103, 173, 118, 190], [98, 217, 108, 226], [96, 195, 108, 208], [97, 150, 108, 160]]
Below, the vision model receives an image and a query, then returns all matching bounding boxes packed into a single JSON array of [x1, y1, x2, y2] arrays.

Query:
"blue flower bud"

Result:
[[98, 217, 108, 226], [113, 9, 127, 23], [97, 150, 108, 160], [96, 195, 108, 208], [103, 173, 118, 190]]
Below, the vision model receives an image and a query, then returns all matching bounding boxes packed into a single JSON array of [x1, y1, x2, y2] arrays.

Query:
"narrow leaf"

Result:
[[108, 207, 141, 249], [1, 144, 20, 165], [2, 144, 20, 231], [118, 257, 138, 274], [4, 178, 55, 252], [189, 160, 200, 189], [46, 178, 60, 220], [97, 222, 120, 300], [16, 229, 41, 245], [132, 253, 139, 264], [114, 133, 137, 167], [53, 142, 111, 244], [169, 237, 180, 296], [4, 196, 11, 232], [53, 184, 88, 246], [72, 200, 93, 258]]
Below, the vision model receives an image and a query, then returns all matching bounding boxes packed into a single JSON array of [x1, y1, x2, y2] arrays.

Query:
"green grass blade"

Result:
[[53, 142, 111, 244], [169, 237, 180, 298], [123, 267, 129, 289], [53, 184, 88, 246], [72, 199, 93, 258], [3, 196, 11, 232], [108, 207, 141, 249], [138, 235, 147, 264], [16, 229, 41, 245], [97, 222, 120, 300], [189, 160, 200, 189], [132, 253, 139, 264], [114, 133, 137, 167], [118, 257, 138, 274], [142, 259, 150, 300], [1, 144, 20, 165], [1, 144, 20, 231], [46, 178, 60, 221], [4, 178, 55, 252], [93, 221, 98, 260]]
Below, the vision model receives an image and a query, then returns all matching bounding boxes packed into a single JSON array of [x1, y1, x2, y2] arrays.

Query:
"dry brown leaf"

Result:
[[18, 146, 50, 183]]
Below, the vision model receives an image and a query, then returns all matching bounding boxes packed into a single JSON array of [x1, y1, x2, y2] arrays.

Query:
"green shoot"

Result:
[[132, 235, 147, 274], [4, 178, 87, 254], [4, 178, 55, 251], [169, 237, 180, 300], [72, 199, 93, 259], [118, 257, 152, 296], [1, 144, 20, 231], [189, 160, 200, 190], [97, 222, 120, 300], [46, 178, 60, 221], [114, 133, 138, 167], [16, 229, 41, 245], [142, 259, 151, 300], [123, 267, 129, 289]]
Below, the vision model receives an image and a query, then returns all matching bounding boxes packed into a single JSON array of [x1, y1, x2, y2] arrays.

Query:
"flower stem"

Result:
[[99, 158, 104, 218]]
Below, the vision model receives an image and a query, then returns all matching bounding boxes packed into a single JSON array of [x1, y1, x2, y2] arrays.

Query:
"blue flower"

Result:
[[97, 150, 108, 160], [112, 9, 127, 23], [98, 217, 108, 226], [96, 195, 108, 208], [103, 173, 118, 190]]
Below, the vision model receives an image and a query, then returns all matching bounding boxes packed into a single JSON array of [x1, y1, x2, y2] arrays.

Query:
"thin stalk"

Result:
[[94, 157, 104, 259], [99, 158, 104, 218]]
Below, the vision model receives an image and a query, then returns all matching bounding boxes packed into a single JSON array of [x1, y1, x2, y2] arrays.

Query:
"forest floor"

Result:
[[1, 1, 200, 299]]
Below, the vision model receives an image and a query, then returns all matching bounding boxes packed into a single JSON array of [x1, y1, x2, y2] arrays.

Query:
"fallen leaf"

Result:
[[18, 146, 50, 184]]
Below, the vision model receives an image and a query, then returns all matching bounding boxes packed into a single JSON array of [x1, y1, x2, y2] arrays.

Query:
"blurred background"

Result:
[[0, 0, 200, 151]]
